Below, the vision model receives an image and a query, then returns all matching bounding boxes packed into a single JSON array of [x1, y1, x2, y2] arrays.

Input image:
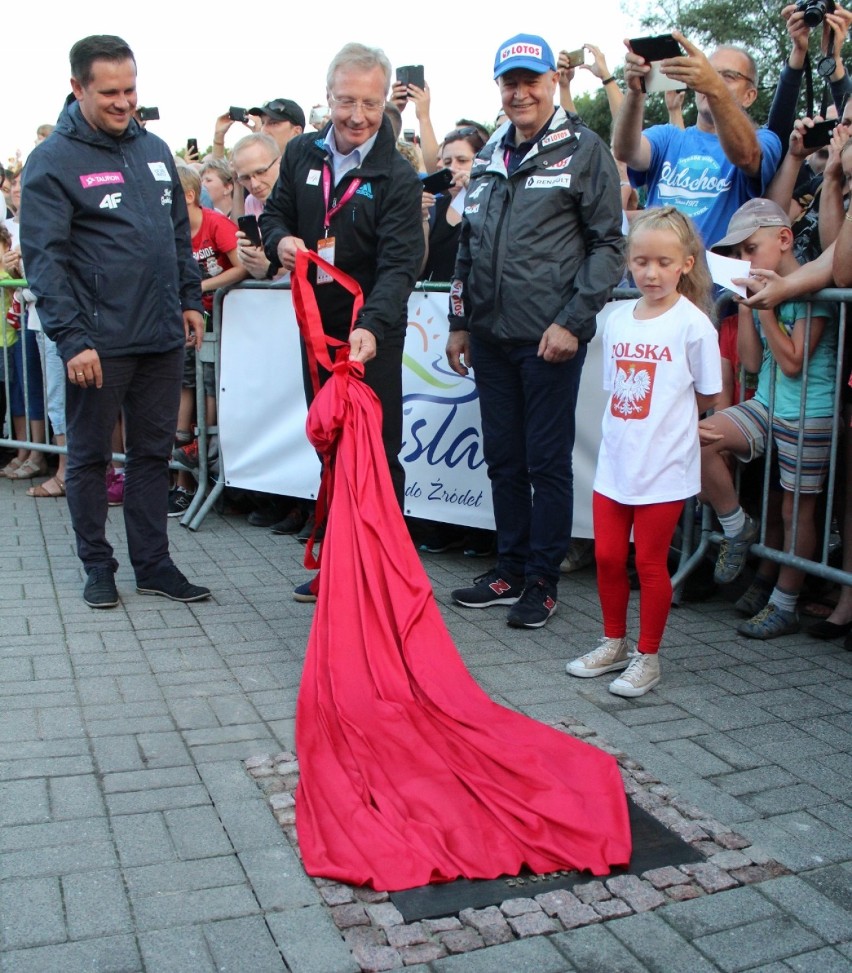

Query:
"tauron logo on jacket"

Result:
[[612, 361, 655, 419], [80, 172, 124, 189]]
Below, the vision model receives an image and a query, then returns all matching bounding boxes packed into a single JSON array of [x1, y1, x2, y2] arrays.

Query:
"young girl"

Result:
[[566, 207, 722, 696]]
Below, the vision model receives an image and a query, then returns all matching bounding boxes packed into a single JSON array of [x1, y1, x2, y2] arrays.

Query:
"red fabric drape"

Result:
[[292, 251, 632, 891]]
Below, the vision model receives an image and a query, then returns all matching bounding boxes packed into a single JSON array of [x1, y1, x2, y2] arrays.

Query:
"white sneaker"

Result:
[[566, 637, 631, 678], [608, 652, 661, 697]]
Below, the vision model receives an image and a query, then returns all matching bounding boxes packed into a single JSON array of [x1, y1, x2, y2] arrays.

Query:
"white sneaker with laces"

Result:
[[608, 652, 661, 697], [566, 637, 631, 678]]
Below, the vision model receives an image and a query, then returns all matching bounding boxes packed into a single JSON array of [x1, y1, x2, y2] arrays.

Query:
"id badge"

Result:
[[317, 236, 335, 285]]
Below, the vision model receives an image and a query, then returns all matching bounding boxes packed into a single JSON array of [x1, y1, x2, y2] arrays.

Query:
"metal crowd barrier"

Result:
[[4, 276, 852, 601]]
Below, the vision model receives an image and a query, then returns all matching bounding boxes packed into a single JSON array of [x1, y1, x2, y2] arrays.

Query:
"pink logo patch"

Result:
[[80, 172, 125, 189]]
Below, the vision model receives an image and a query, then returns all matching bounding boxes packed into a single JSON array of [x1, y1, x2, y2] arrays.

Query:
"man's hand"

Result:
[[390, 82, 409, 112], [623, 38, 652, 92], [659, 31, 725, 96], [789, 116, 827, 159], [67, 348, 103, 388], [276, 235, 308, 273], [579, 43, 611, 81], [556, 51, 576, 89], [349, 327, 376, 364], [824, 4, 852, 75], [782, 4, 811, 66], [731, 268, 792, 308], [183, 309, 204, 350], [446, 330, 471, 376], [236, 231, 271, 280], [538, 323, 579, 362]]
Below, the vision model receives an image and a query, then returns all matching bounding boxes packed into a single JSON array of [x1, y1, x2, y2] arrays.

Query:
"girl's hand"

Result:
[[698, 418, 725, 446], [420, 190, 436, 221]]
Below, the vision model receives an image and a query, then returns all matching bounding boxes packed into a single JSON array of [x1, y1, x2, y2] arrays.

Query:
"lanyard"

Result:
[[322, 163, 361, 232]]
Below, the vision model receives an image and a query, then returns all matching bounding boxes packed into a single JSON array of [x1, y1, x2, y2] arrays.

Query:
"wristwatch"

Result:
[[817, 55, 836, 79]]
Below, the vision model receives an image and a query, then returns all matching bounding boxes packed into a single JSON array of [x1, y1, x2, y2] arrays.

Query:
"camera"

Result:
[[137, 106, 160, 122], [795, 0, 835, 27]]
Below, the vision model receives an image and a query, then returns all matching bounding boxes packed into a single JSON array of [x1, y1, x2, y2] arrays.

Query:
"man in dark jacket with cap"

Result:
[[447, 33, 624, 629], [21, 34, 211, 609]]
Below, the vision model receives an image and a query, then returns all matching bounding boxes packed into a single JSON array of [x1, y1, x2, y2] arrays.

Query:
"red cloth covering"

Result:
[[292, 251, 632, 891]]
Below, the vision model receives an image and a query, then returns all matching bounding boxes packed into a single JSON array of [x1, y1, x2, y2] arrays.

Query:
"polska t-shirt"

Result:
[[594, 295, 722, 505]]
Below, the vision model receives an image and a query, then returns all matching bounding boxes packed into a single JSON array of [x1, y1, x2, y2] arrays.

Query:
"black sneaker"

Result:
[[136, 564, 211, 602], [270, 507, 306, 535], [296, 513, 325, 544], [451, 569, 524, 608], [293, 578, 318, 603], [84, 565, 119, 609], [167, 487, 194, 518], [419, 525, 464, 554], [507, 578, 557, 629]]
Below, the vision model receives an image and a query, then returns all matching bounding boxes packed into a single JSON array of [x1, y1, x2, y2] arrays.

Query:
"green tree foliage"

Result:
[[638, 0, 852, 123]]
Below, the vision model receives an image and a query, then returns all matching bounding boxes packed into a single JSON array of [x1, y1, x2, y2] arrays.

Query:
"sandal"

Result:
[[27, 476, 66, 498], [0, 457, 24, 477], [9, 458, 48, 480]]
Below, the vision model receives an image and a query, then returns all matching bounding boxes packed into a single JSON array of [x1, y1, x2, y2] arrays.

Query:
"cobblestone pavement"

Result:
[[1, 480, 850, 973]]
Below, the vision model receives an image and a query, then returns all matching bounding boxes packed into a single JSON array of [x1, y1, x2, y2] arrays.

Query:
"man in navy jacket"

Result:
[[21, 34, 210, 609]]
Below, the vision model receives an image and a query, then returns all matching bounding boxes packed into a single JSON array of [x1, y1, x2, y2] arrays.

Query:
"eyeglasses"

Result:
[[718, 68, 756, 87], [235, 157, 279, 185], [265, 100, 296, 120], [328, 93, 385, 115]]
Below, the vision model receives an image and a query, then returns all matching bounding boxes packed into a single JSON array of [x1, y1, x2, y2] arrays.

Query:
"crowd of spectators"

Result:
[[4, 7, 852, 648]]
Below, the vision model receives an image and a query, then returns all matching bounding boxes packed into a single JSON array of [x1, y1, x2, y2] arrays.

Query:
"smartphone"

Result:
[[396, 64, 425, 89], [628, 34, 683, 63], [229, 106, 248, 123], [420, 168, 454, 195], [237, 215, 262, 248], [137, 106, 160, 122], [186, 138, 198, 155], [802, 119, 838, 149], [403, 129, 417, 144], [309, 106, 327, 126], [565, 48, 586, 69]]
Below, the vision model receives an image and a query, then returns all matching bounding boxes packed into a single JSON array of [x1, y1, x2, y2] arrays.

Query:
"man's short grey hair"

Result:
[[714, 45, 759, 88], [231, 133, 279, 162], [326, 43, 392, 94]]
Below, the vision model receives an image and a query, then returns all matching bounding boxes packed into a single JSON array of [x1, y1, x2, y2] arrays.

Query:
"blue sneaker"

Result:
[[507, 578, 557, 629]]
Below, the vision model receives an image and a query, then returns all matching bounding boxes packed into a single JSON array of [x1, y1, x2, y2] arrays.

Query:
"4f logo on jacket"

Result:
[[99, 192, 122, 209]]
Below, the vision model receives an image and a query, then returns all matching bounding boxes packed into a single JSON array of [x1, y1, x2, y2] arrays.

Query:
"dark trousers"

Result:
[[64, 348, 183, 578], [471, 336, 587, 587]]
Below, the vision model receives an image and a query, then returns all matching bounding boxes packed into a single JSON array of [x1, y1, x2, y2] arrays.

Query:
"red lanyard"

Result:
[[322, 163, 361, 231]]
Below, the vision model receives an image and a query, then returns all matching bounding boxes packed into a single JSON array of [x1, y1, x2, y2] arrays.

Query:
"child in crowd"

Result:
[[566, 207, 721, 696], [700, 198, 837, 638], [170, 166, 246, 515]]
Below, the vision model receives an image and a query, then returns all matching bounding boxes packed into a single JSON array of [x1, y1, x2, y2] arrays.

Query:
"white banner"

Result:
[[218, 287, 619, 538]]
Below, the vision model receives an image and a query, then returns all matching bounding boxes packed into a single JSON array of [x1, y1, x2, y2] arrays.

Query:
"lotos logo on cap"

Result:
[[80, 172, 124, 189], [500, 42, 543, 62]]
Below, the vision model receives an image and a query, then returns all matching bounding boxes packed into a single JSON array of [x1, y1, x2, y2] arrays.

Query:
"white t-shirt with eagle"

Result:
[[594, 294, 722, 505]]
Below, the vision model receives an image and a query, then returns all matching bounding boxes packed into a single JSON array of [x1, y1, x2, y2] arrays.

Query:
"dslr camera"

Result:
[[795, 0, 834, 27]]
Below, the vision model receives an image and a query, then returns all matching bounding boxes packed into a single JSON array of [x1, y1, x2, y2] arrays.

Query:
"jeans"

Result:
[[64, 348, 183, 578], [10, 327, 45, 421], [471, 336, 587, 587], [36, 331, 66, 436]]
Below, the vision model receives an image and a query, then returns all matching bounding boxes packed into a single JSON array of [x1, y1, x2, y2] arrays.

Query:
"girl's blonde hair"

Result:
[[627, 206, 715, 320]]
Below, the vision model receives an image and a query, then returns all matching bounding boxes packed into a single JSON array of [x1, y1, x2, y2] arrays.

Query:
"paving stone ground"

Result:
[[0, 479, 849, 973]]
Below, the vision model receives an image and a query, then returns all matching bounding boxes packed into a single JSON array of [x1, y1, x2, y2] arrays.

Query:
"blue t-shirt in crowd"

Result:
[[628, 125, 782, 247], [753, 300, 837, 419]]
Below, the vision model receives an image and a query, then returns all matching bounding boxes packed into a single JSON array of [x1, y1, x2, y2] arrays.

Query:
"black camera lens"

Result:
[[796, 0, 835, 27]]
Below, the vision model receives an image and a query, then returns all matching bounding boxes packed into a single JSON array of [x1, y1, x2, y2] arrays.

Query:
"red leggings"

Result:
[[593, 491, 685, 654]]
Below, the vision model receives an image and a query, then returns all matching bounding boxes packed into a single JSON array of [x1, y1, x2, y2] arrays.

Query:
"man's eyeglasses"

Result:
[[718, 68, 756, 87], [235, 157, 279, 185], [328, 93, 385, 115]]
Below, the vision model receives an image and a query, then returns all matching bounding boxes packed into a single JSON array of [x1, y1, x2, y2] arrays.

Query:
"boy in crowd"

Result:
[[699, 198, 837, 638], [171, 166, 246, 515]]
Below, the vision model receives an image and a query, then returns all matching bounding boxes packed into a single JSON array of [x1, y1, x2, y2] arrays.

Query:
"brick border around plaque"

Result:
[[245, 719, 790, 972]]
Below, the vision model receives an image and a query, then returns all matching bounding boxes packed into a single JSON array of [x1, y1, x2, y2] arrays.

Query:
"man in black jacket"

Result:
[[261, 42, 424, 599], [21, 35, 210, 609], [447, 33, 624, 629]]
